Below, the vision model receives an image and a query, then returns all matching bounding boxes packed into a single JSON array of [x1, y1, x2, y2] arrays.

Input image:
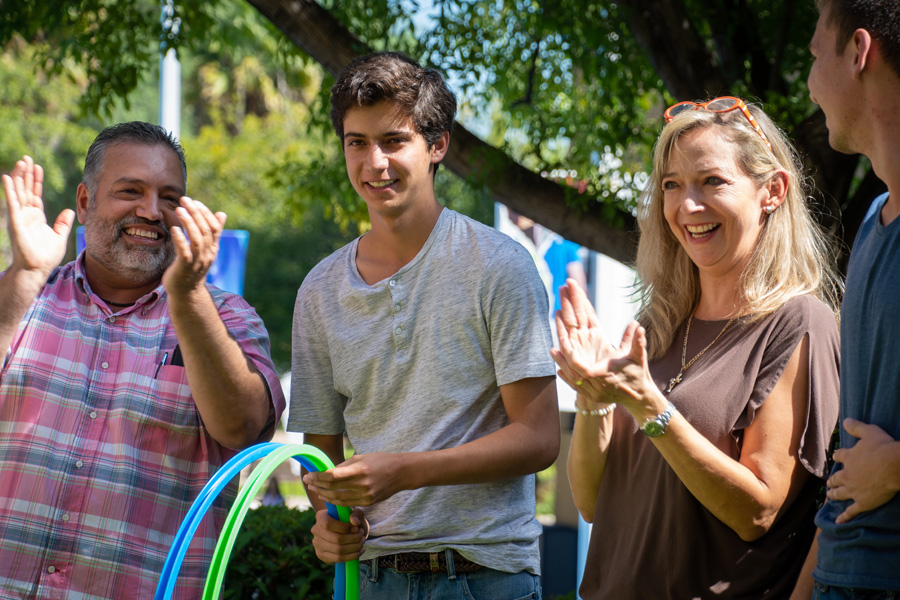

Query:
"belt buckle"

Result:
[[429, 552, 440, 573]]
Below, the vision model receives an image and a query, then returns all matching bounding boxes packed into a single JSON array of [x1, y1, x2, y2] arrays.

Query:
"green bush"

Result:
[[222, 505, 333, 600]]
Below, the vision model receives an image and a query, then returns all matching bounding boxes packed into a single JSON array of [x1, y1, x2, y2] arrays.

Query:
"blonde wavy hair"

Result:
[[635, 102, 842, 358]]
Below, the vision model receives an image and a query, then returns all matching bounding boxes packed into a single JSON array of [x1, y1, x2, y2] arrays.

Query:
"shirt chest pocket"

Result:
[[130, 361, 199, 434]]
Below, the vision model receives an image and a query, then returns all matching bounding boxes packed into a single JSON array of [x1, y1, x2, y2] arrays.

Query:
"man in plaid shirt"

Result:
[[0, 122, 284, 599]]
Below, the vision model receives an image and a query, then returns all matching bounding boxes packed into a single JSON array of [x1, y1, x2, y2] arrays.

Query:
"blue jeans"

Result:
[[813, 581, 900, 599], [358, 549, 541, 600]]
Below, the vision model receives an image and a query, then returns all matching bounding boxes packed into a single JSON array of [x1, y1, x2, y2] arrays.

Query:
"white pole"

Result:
[[159, 1, 181, 139]]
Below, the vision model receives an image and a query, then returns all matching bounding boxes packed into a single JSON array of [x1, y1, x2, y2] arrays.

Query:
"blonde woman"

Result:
[[554, 98, 841, 599]]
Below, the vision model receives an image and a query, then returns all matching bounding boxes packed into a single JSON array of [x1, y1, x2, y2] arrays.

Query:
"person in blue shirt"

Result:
[[795, 1, 900, 597]]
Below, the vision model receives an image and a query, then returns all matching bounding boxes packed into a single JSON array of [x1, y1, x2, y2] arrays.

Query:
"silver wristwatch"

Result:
[[641, 401, 676, 437]]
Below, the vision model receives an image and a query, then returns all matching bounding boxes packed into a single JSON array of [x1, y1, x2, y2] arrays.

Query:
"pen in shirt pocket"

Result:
[[154, 352, 169, 378]]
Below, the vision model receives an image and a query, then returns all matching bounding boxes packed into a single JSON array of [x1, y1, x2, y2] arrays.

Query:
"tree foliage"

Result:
[[0, 21, 356, 371], [1, 0, 883, 268], [0, 2, 495, 369], [245, 0, 883, 268], [0, 37, 99, 267], [427, 0, 660, 189], [0, 0, 216, 116]]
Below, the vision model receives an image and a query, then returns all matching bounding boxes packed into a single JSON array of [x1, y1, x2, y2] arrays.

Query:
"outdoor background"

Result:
[[0, 1, 882, 372], [0, 2, 880, 596]]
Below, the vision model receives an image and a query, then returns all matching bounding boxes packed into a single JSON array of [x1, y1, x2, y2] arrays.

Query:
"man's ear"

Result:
[[429, 131, 450, 164], [75, 183, 90, 224], [851, 28, 873, 77]]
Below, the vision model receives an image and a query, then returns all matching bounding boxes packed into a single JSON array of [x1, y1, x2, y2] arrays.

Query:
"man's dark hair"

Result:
[[83, 121, 187, 195], [329, 52, 457, 155], [818, 0, 900, 79]]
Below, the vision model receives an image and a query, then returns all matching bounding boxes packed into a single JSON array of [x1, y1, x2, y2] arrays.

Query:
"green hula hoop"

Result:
[[202, 443, 360, 599]]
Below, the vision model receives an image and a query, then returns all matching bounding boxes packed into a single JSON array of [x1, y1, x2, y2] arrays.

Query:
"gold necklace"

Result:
[[666, 312, 739, 394]]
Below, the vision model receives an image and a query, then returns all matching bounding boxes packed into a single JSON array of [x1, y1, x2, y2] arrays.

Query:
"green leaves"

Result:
[[365, 0, 657, 217], [0, 0, 220, 117], [0, 0, 863, 267], [222, 505, 334, 600]]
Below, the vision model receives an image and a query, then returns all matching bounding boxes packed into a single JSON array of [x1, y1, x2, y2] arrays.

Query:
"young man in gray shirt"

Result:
[[290, 52, 559, 599]]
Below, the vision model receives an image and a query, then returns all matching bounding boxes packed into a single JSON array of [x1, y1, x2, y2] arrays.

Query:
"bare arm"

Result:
[[163, 198, 271, 449], [565, 394, 614, 521], [0, 157, 74, 353], [789, 528, 819, 600], [302, 375, 560, 507], [647, 334, 812, 541]]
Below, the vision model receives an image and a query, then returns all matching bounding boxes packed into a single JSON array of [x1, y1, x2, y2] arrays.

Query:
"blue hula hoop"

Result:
[[154, 442, 355, 599]]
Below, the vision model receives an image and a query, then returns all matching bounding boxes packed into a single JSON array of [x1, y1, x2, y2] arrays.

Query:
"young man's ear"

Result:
[[430, 131, 450, 164], [75, 183, 90, 224], [851, 28, 873, 77]]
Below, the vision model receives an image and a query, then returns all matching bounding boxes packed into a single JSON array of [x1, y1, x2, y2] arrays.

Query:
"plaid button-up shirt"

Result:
[[0, 255, 284, 599]]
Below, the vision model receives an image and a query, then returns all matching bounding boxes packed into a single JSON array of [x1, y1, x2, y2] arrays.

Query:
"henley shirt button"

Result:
[[75, 460, 83, 468], [89, 411, 98, 419], [389, 280, 396, 287], [101, 362, 109, 369], [47, 566, 56, 573]]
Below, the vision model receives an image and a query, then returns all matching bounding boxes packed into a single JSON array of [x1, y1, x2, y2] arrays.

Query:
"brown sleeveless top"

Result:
[[580, 295, 840, 599]]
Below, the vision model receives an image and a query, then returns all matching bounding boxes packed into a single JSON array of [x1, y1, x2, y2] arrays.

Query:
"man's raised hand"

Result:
[[2, 156, 74, 278], [162, 196, 226, 297]]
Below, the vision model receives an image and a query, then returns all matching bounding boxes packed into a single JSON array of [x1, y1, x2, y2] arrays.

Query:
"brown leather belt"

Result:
[[366, 550, 483, 573]]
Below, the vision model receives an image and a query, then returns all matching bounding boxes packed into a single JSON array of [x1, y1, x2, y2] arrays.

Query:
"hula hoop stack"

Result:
[[154, 442, 360, 600]]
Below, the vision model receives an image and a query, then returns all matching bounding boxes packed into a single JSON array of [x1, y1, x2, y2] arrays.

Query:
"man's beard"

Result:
[[83, 215, 175, 287]]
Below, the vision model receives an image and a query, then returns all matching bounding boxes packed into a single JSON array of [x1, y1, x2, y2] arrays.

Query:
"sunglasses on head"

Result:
[[664, 96, 772, 150]]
